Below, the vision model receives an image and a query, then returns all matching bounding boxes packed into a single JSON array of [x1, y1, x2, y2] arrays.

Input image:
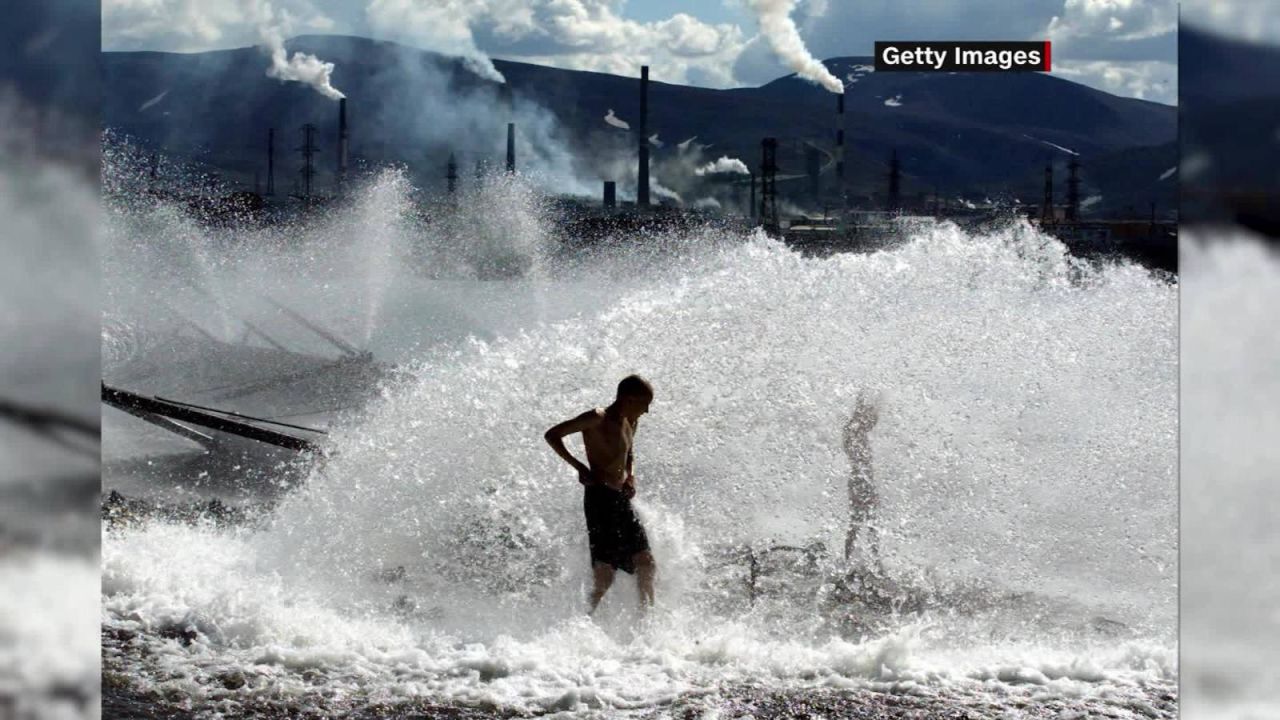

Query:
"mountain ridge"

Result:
[[104, 34, 1176, 216]]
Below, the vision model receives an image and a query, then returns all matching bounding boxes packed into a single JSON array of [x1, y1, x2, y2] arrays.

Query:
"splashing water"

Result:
[[102, 168, 1177, 716]]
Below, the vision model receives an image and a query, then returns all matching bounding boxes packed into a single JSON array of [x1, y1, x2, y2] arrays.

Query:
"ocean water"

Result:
[[102, 165, 1178, 717]]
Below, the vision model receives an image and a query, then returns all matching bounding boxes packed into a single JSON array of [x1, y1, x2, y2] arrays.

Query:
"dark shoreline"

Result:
[[102, 681, 1177, 720]]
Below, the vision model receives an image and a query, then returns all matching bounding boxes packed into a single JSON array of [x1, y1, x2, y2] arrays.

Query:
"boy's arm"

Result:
[[544, 410, 602, 483], [623, 419, 637, 497]]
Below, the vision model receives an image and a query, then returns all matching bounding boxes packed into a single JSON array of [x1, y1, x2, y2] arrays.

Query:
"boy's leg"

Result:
[[633, 551, 656, 611], [589, 562, 615, 614]]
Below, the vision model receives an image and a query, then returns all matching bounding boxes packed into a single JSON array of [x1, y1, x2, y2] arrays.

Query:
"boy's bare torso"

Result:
[[581, 408, 635, 491]]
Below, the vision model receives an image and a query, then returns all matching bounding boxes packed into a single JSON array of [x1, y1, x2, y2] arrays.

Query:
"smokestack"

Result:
[[447, 152, 458, 193], [266, 128, 275, 196], [603, 180, 617, 208], [1042, 161, 1054, 222], [638, 65, 650, 208], [835, 93, 845, 181], [760, 138, 778, 229], [1066, 156, 1081, 221], [750, 172, 756, 221], [337, 98, 349, 181], [506, 122, 515, 174], [887, 149, 901, 212]]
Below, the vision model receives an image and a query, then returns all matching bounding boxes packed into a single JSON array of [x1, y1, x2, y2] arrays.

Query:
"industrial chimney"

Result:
[[506, 122, 516, 174], [887, 149, 901, 211], [603, 180, 617, 208], [835, 93, 845, 182], [1042, 161, 1054, 222], [638, 65, 650, 208], [337, 98, 349, 181], [1066, 156, 1081, 221], [266, 128, 275, 196], [759, 138, 779, 229]]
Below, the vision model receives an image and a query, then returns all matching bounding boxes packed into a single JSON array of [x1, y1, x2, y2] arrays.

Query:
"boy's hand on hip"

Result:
[[622, 476, 636, 499]]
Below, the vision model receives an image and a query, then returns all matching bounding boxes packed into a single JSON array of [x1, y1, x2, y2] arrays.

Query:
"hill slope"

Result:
[[103, 35, 1175, 215]]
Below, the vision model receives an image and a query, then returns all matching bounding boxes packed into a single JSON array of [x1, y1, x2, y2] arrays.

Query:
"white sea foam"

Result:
[[103, 168, 1177, 715]]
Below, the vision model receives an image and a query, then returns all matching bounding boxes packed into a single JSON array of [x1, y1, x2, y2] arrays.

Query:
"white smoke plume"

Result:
[[652, 180, 683, 204], [677, 136, 698, 152], [747, 0, 844, 94], [604, 109, 630, 130], [649, 133, 664, 148], [364, 0, 505, 83], [138, 90, 169, 112], [247, 0, 345, 100], [695, 156, 750, 175]]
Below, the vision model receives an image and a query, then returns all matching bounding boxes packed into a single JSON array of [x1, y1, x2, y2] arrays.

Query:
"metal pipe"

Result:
[[102, 384, 322, 454]]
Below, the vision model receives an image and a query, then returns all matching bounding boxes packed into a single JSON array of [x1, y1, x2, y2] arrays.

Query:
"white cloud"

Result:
[[1184, 0, 1280, 45], [1053, 59, 1176, 104], [1045, 0, 1176, 44], [103, 0, 341, 51], [102, 0, 1179, 103], [102, 0, 249, 50], [363, 0, 746, 87]]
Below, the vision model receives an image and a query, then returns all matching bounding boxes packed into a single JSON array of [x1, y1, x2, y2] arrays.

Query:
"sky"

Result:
[[102, 0, 1179, 105]]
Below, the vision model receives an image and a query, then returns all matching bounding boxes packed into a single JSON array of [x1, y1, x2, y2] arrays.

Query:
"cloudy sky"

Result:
[[102, 0, 1178, 104]]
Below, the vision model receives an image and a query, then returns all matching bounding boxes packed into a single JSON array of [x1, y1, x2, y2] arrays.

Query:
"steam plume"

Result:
[[604, 109, 630, 130], [695, 156, 750, 175], [248, 0, 345, 100], [747, 0, 844, 94]]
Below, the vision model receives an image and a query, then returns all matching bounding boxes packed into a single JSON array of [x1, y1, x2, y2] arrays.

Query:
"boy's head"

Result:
[[615, 374, 653, 416]]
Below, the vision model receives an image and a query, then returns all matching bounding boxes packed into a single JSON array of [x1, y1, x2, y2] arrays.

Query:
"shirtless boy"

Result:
[[544, 375, 656, 614]]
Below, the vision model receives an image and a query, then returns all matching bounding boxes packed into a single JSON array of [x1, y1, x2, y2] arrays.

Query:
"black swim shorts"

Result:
[[583, 484, 650, 574]]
